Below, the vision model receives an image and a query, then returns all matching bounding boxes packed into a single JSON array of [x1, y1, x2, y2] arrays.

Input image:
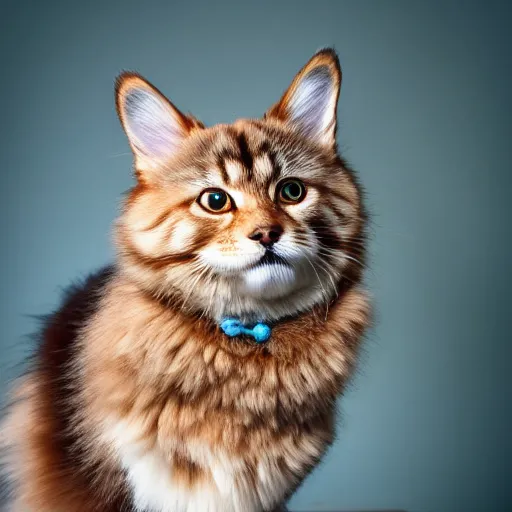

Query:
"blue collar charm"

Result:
[[220, 318, 272, 344]]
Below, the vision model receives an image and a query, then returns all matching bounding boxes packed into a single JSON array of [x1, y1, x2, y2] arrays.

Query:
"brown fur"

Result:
[[2, 48, 371, 511]]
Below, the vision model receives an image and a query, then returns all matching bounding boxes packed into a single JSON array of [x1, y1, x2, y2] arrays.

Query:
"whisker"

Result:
[[341, 254, 365, 268], [180, 265, 210, 313], [107, 151, 132, 159], [313, 260, 339, 301], [317, 246, 364, 262], [303, 255, 330, 317], [343, 240, 368, 247]]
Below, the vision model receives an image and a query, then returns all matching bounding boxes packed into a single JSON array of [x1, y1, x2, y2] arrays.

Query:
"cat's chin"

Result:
[[240, 263, 297, 299]]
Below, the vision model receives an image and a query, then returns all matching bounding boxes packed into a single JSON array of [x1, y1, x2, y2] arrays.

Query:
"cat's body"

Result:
[[2, 49, 370, 511]]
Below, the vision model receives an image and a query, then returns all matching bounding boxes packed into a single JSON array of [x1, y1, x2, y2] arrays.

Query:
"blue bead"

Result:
[[252, 323, 272, 343], [220, 318, 243, 337]]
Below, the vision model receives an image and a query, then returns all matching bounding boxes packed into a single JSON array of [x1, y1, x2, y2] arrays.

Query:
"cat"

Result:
[[1, 48, 370, 512]]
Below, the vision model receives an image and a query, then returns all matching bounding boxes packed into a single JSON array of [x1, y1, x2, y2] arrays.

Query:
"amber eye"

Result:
[[198, 189, 232, 213], [278, 179, 307, 204]]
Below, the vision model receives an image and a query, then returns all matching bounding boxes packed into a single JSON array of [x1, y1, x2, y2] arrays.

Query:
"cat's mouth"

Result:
[[202, 248, 292, 277], [253, 250, 289, 267]]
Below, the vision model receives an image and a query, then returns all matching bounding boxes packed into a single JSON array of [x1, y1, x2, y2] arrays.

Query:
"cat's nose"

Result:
[[248, 225, 284, 247]]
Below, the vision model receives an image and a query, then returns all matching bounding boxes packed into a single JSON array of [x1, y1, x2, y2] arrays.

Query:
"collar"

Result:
[[220, 318, 272, 344]]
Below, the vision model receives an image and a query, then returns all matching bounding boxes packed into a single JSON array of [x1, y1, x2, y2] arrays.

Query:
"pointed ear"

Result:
[[115, 72, 200, 175], [265, 48, 341, 148]]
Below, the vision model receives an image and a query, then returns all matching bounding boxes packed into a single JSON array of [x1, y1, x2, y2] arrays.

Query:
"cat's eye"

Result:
[[278, 179, 307, 204], [198, 189, 233, 213]]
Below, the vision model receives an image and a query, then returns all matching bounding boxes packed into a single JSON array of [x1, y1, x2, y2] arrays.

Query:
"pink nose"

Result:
[[248, 225, 284, 247]]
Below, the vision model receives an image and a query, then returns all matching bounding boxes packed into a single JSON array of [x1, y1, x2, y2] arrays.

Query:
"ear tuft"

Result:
[[115, 72, 198, 174], [266, 48, 341, 148]]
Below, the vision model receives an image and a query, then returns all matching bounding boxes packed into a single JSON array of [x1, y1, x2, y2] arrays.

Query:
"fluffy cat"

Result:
[[1, 48, 370, 512]]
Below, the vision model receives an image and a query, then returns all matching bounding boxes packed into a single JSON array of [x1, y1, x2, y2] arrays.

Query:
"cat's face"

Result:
[[115, 49, 366, 322]]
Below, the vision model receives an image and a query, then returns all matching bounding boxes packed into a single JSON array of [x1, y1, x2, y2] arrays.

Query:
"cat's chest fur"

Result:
[[106, 418, 301, 512], [79, 279, 367, 512]]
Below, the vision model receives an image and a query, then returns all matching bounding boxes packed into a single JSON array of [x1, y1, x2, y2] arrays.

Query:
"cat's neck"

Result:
[[119, 265, 346, 326], [79, 269, 370, 424]]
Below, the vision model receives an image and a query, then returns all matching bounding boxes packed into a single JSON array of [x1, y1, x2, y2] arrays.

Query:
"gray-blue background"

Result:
[[1, 1, 510, 511]]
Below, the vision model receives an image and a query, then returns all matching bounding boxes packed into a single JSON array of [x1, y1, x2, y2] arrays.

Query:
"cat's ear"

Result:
[[265, 48, 341, 148], [115, 72, 200, 175]]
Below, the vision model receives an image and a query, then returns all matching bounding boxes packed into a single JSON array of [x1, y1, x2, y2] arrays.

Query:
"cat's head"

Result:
[[115, 49, 366, 322]]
